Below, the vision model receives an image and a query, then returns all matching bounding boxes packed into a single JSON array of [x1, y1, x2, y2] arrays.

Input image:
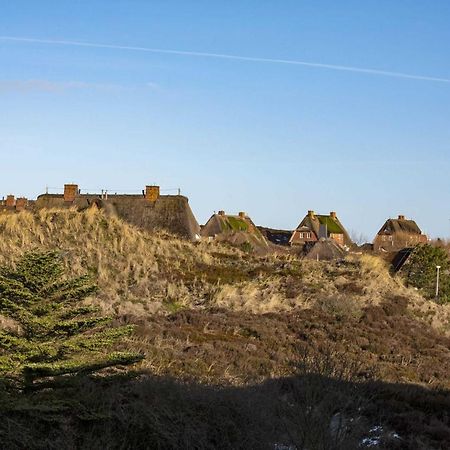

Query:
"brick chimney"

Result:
[[145, 185, 160, 202], [16, 197, 28, 211], [64, 184, 78, 203], [330, 211, 337, 219], [238, 211, 246, 218], [308, 210, 315, 218], [218, 210, 225, 216], [6, 195, 15, 207], [398, 215, 406, 220]]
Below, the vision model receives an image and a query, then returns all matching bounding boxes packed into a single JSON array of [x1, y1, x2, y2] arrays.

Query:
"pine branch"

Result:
[[0, 251, 144, 387], [23, 351, 144, 379]]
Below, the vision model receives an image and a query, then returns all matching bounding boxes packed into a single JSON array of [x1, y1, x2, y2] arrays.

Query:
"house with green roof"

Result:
[[201, 210, 269, 253], [289, 211, 352, 247]]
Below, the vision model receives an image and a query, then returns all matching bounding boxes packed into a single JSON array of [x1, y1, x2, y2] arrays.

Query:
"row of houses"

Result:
[[286, 210, 428, 252], [206, 209, 428, 254], [0, 183, 428, 255]]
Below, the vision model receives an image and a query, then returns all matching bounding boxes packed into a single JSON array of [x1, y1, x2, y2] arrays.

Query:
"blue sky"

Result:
[[1, 1, 450, 239]]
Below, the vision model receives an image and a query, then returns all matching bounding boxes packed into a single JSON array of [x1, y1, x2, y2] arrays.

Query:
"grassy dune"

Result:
[[0, 209, 449, 448], [0, 208, 447, 326]]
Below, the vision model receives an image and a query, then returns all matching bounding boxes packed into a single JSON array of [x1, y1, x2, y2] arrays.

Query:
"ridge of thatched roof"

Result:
[[377, 218, 422, 235], [304, 239, 346, 261], [201, 213, 263, 238]]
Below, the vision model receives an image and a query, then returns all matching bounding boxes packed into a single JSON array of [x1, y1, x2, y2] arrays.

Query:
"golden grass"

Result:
[[0, 209, 232, 314], [0, 209, 448, 333]]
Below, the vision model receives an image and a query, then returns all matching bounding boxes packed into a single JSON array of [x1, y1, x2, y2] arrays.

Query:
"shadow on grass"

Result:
[[0, 371, 448, 450]]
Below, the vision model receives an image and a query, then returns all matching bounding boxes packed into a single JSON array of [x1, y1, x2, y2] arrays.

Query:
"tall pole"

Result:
[[436, 265, 441, 299]]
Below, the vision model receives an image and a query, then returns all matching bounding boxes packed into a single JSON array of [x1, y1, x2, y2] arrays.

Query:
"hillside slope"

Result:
[[0, 209, 448, 383], [0, 209, 449, 448], [0, 209, 448, 326]]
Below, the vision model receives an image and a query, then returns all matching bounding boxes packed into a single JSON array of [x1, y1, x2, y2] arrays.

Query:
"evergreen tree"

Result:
[[404, 244, 450, 303], [0, 251, 143, 387]]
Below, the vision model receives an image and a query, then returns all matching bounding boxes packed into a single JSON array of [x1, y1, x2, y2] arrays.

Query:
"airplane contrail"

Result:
[[1, 35, 450, 84]]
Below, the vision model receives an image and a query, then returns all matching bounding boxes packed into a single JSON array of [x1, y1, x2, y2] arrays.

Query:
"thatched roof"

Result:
[[305, 239, 346, 261], [201, 213, 262, 238], [35, 193, 201, 240], [377, 217, 422, 235], [294, 212, 353, 246], [201, 212, 269, 253]]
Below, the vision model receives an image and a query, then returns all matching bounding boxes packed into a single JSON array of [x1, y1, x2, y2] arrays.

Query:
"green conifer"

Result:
[[404, 244, 450, 303], [0, 251, 143, 387]]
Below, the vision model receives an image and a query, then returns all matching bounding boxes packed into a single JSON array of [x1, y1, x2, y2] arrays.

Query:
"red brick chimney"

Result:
[[6, 195, 15, 207], [64, 184, 78, 203], [238, 211, 246, 218], [16, 197, 28, 211], [145, 185, 160, 202]]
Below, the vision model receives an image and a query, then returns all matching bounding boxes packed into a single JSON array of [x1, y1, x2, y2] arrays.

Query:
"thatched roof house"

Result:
[[373, 215, 427, 252], [304, 238, 346, 261], [290, 211, 352, 247], [35, 184, 201, 240], [201, 211, 269, 253]]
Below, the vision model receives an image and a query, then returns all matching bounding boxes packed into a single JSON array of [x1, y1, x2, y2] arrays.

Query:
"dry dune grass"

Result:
[[0, 209, 232, 315], [214, 256, 396, 311], [0, 209, 448, 334]]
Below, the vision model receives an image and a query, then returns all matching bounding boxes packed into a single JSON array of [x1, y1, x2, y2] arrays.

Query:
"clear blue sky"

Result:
[[1, 1, 450, 239]]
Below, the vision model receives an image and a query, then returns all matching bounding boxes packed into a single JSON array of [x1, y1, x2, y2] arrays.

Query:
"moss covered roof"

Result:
[[221, 216, 249, 232], [294, 212, 353, 245], [317, 215, 345, 234]]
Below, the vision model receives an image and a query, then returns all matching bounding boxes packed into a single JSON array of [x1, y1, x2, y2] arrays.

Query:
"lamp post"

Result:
[[435, 265, 441, 299]]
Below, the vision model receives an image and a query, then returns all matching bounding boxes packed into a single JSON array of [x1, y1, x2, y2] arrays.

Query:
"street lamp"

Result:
[[436, 265, 441, 299]]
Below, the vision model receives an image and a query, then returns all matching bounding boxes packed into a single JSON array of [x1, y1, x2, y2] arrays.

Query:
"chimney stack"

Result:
[[330, 211, 337, 219], [238, 211, 246, 218], [218, 210, 225, 216], [6, 195, 15, 207], [64, 184, 78, 203], [145, 185, 160, 202], [398, 215, 406, 221], [308, 210, 315, 218], [16, 197, 28, 211]]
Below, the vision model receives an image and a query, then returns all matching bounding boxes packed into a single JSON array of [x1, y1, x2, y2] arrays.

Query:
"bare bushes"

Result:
[[314, 295, 363, 320], [1, 366, 448, 450], [280, 348, 367, 449], [214, 278, 292, 313]]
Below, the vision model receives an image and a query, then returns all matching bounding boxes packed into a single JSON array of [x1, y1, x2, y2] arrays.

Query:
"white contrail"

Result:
[[1, 35, 450, 83]]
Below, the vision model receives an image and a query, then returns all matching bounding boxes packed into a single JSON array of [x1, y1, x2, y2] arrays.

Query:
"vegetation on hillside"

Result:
[[0, 251, 142, 388], [1, 209, 447, 324], [404, 244, 450, 303], [0, 210, 448, 448]]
